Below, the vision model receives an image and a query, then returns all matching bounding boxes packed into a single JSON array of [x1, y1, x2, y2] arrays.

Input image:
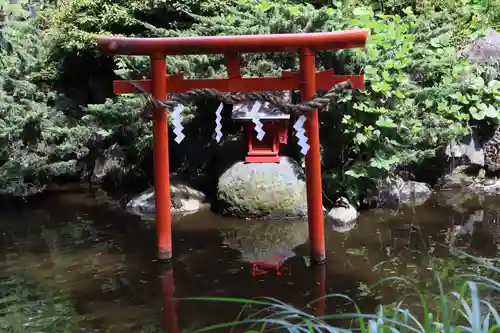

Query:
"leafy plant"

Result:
[[186, 253, 500, 332], [320, 5, 498, 205]]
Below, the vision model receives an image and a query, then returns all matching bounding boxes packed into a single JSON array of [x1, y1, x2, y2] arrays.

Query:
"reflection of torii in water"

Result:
[[221, 219, 327, 320], [160, 264, 179, 333], [159, 256, 327, 331]]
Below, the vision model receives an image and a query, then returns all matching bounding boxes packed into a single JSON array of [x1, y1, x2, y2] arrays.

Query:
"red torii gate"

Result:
[[96, 30, 368, 264]]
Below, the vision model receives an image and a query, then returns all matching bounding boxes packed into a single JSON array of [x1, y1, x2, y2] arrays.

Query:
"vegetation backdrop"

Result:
[[1, 0, 499, 205]]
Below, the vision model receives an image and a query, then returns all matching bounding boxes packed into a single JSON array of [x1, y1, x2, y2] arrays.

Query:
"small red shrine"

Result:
[[232, 91, 291, 163]]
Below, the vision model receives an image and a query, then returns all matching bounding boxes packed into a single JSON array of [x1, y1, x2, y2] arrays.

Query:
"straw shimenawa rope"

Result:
[[125, 79, 353, 119]]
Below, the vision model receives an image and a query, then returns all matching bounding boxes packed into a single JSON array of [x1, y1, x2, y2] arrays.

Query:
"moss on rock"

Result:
[[215, 157, 307, 219]]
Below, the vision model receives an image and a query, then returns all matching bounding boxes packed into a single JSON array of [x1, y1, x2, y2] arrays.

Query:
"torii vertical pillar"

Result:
[[300, 48, 326, 263], [151, 54, 172, 261]]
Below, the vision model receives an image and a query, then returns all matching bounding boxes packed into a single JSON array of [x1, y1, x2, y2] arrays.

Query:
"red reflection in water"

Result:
[[313, 265, 326, 318], [249, 255, 290, 276], [249, 256, 326, 328], [158, 259, 325, 332], [160, 264, 180, 333]]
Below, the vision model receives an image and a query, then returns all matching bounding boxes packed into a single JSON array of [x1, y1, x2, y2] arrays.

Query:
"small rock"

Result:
[[480, 180, 500, 194], [441, 165, 500, 194], [483, 178, 497, 186], [444, 131, 484, 166], [126, 179, 206, 220], [439, 165, 476, 188], [326, 197, 359, 233], [368, 176, 432, 208], [435, 189, 484, 213], [483, 125, 500, 172], [477, 168, 486, 181]]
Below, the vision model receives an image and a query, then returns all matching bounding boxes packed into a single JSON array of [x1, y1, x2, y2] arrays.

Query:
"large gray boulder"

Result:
[[467, 28, 500, 79], [215, 156, 307, 219], [483, 126, 500, 172]]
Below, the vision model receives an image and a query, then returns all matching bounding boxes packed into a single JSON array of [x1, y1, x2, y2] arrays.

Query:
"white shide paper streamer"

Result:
[[214, 102, 223, 142], [250, 101, 265, 141], [293, 115, 309, 155], [171, 104, 185, 144]]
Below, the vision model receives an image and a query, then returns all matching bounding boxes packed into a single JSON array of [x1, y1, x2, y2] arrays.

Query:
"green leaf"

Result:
[[485, 105, 497, 119], [470, 106, 485, 120], [352, 7, 372, 17], [382, 71, 392, 82], [364, 65, 378, 76], [449, 105, 462, 113], [257, 0, 270, 12], [394, 90, 405, 98], [470, 76, 485, 90], [489, 80, 500, 94], [288, 5, 300, 16], [345, 168, 366, 179], [372, 81, 391, 93], [375, 116, 397, 128], [355, 133, 368, 144], [369, 154, 400, 171]]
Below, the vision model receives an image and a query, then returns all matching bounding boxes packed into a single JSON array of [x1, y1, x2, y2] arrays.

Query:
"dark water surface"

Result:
[[0, 185, 499, 332]]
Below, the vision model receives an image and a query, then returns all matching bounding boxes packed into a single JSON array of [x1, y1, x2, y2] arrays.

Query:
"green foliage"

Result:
[[0, 0, 97, 196], [2, 0, 500, 201], [179, 0, 500, 204], [38, 0, 230, 48], [323, 7, 472, 202], [456, 78, 500, 121], [33, 0, 240, 188], [329, 5, 500, 204]]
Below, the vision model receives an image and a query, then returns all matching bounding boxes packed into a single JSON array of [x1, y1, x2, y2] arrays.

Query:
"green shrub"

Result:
[[158, 0, 500, 204], [2, 0, 500, 200], [322, 6, 499, 203], [0, 0, 97, 196]]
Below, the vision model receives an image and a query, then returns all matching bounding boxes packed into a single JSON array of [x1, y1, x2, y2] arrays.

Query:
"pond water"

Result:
[[0, 185, 499, 332]]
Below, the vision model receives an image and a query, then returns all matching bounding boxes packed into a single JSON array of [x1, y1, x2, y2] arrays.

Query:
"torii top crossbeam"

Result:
[[96, 30, 368, 55]]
